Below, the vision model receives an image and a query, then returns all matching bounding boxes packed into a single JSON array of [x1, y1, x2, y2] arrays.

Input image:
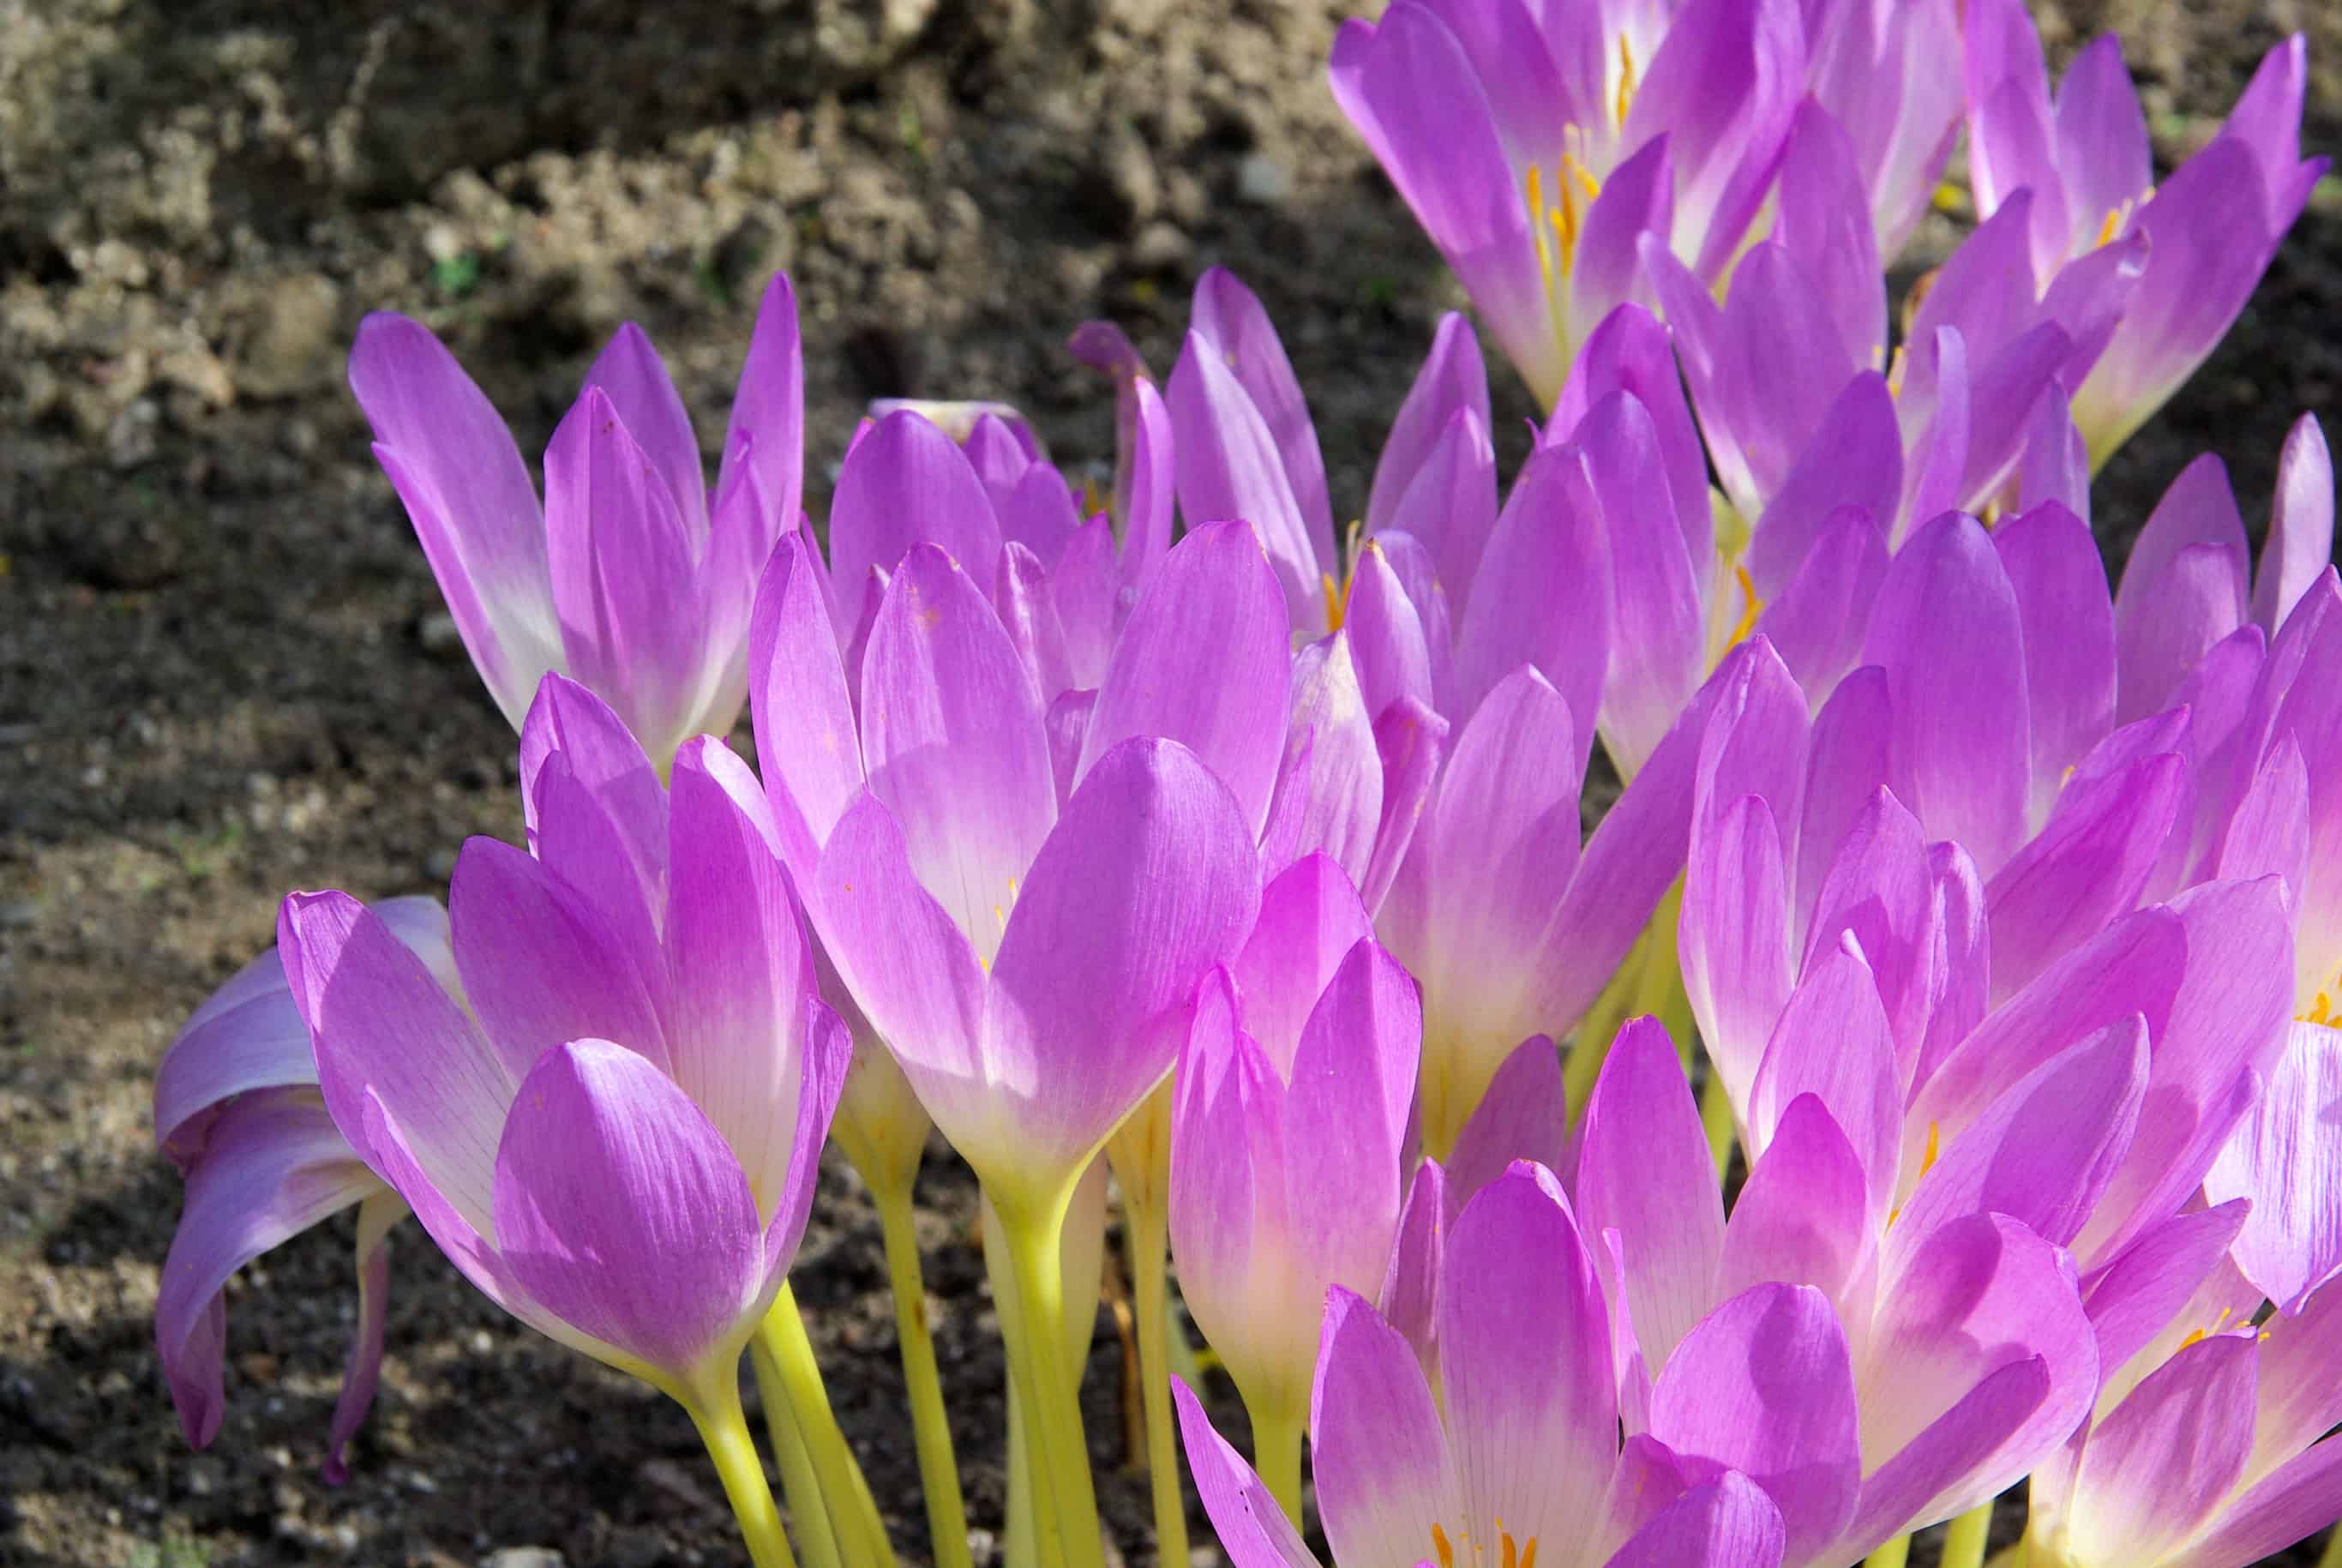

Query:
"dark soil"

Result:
[[1, 2, 2336, 1565]]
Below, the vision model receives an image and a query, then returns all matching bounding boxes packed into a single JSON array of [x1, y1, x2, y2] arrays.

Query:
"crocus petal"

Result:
[[1548, 303, 1709, 566], [1192, 268, 1336, 576], [1364, 696, 1449, 916], [322, 1189, 403, 1483], [2204, 1021, 2342, 1314], [1379, 1157, 1447, 1384], [1174, 1379, 1324, 1568], [748, 534, 865, 879], [493, 1039, 766, 1391], [1570, 134, 1678, 327], [279, 891, 512, 1235], [1345, 540, 1437, 724], [543, 387, 704, 761], [1863, 1212, 2098, 1502], [860, 544, 1058, 967], [1311, 1289, 1456, 1568], [349, 313, 558, 726], [1368, 313, 1493, 556], [1985, 752, 2187, 1000], [1579, 1017, 1726, 1368], [1860, 511, 2032, 874], [1647, 1283, 1862, 1564], [663, 738, 821, 1223], [1994, 501, 2117, 820], [1379, 410, 1500, 629], [1774, 101, 1886, 379], [1444, 1036, 1567, 1216], [2083, 1199, 2252, 1386], [1123, 379, 1175, 592], [1450, 444, 1610, 757], [1750, 375, 1901, 604], [1749, 939, 1901, 1221], [1286, 940, 1420, 1297], [579, 323, 705, 541], [1440, 1166, 1617, 1567], [1378, 669, 1582, 1152], [1167, 332, 1324, 632], [825, 411, 1003, 639], [1889, 1018, 2148, 1251], [2053, 37, 2153, 257], [997, 540, 1075, 705], [2170, 1436, 2342, 1568], [450, 837, 670, 1082], [1234, 853, 1374, 1077], [980, 737, 1261, 1203], [716, 274, 805, 565], [2117, 543, 2249, 729], [2066, 1335, 2258, 1564], [1267, 639, 1384, 892], [1078, 520, 1292, 836], [1605, 1471, 1787, 1568], [1169, 971, 1285, 1394], [156, 1090, 388, 1451], [2255, 414, 2334, 634], [1718, 1094, 1871, 1307], [1682, 793, 1793, 1116], [518, 672, 665, 867], [1578, 390, 1705, 778], [1329, 6, 1561, 403], [1838, 1356, 2052, 1555]]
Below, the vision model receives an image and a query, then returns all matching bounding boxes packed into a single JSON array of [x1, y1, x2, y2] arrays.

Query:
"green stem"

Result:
[[1697, 1066, 1737, 1181], [1126, 1194, 1190, 1568], [1249, 1400, 1306, 1530], [749, 1342, 844, 1568], [1000, 1193, 1106, 1568], [760, 1287, 898, 1568], [874, 1177, 975, 1568], [1942, 1500, 1995, 1568], [1565, 879, 1692, 1123], [2321, 1524, 2342, 1568], [689, 1373, 801, 1568], [1864, 1535, 1911, 1568]]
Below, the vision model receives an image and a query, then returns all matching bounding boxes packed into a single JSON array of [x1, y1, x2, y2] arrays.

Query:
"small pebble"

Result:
[[1234, 152, 1292, 207]]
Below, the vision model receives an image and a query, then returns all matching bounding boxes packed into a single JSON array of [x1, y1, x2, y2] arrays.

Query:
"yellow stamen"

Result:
[[2304, 991, 2334, 1026], [1432, 1524, 1456, 1568], [2095, 207, 2125, 249], [1615, 35, 1638, 129], [1726, 562, 1763, 649], [1322, 570, 1347, 633], [1888, 1122, 1943, 1230]]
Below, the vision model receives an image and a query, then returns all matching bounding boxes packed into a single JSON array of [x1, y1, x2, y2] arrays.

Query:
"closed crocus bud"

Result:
[[349, 273, 802, 770], [1169, 884, 1419, 1474]]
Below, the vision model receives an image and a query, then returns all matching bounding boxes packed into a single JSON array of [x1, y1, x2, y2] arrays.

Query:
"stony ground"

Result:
[[3, 1, 2339, 1565]]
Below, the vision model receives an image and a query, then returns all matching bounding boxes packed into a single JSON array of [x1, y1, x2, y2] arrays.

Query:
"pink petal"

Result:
[[1174, 1379, 1324, 1568], [748, 534, 866, 879], [1234, 853, 1374, 1078], [825, 410, 1003, 640]]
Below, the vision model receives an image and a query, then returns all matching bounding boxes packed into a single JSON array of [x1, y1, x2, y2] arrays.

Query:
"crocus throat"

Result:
[[1432, 1521, 1538, 1568]]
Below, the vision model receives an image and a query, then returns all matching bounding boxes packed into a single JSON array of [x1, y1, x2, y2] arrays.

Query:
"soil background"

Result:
[[3, 2, 2339, 1565]]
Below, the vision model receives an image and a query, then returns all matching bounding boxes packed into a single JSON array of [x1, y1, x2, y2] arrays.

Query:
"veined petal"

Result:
[[1450, 444, 1609, 759], [2203, 1021, 2342, 1314], [1578, 390, 1705, 778], [1192, 268, 1336, 576], [580, 323, 706, 541], [543, 387, 704, 762], [1718, 1095, 1871, 1307], [2066, 1335, 2257, 1564], [1175, 1379, 1325, 1568], [981, 737, 1260, 1205], [1605, 1471, 1787, 1568], [748, 534, 865, 880], [1311, 1291, 1456, 1568], [279, 891, 511, 1235], [861, 544, 1057, 967], [1167, 332, 1324, 632], [1749, 938, 1901, 1221], [1750, 376, 1901, 604], [1234, 853, 1374, 1078], [1286, 940, 1420, 1298], [2053, 37, 2153, 259], [493, 1040, 767, 1392], [1994, 501, 2117, 820], [1440, 1166, 1617, 1568], [1683, 793, 1793, 1117]]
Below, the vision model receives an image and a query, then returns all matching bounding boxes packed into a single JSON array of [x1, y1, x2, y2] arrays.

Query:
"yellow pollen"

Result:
[[2304, 991, 2335, 1026], [2178, 1325, 2207, 1350], [1615, 35, 1638, 129], [1079, 478, 1108, 518], [2177, 1307, 2236, 1352], [1726, 562, 1763, 649], [1432, 1524, 1456, 1568], [1889, 1122, 1943, 1230], [1322, 570, 1348, 632], [2095, 207, 2125, 249]]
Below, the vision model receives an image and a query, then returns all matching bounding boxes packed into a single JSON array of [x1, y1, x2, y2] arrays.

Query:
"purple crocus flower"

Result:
[[1168, 860, 1418, 1479], [153, 896, 450, 1482], [1175, 1162, 1793, 1568], [748, 519, 1276, 1221], [1576, 1018, 2103, 1562], [349, 275, 801, 768], [2023, 1244, 2342, 1565], [276, 676, 849, 1415], [1328, 0, 1808, 409], [1964, 3, 2322, 466]]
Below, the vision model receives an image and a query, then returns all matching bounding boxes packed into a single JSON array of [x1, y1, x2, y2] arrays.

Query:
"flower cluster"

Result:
[[151, 5, 2337, 1568]]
